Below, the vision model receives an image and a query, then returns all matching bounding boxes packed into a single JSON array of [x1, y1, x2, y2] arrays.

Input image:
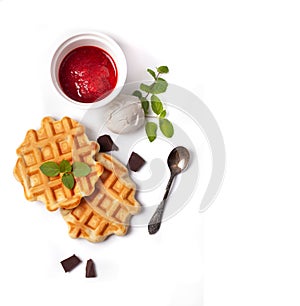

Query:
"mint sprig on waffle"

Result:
[[40, 160, 91, 190]]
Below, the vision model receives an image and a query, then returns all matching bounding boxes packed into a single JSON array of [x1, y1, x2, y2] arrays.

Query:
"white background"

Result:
[[1, 0, 300, 305]]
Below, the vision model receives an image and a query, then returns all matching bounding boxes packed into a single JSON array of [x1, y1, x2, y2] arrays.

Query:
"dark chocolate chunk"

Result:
[[85, 259, 97, 278], [128, 152, 146, 172], [97, 134, 118, 152], [60, 254, 82, 273]]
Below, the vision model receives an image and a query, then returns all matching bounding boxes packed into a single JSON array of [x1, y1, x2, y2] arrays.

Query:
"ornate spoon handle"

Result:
[[148, 173, 175, 234]]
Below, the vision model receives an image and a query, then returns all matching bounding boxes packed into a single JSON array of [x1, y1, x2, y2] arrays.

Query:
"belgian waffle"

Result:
[[14, 117, 103, 211], [61, 153, 141, 242]]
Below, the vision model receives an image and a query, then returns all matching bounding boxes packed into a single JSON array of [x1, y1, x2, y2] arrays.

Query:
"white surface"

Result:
[[1, 0, 300, 306]]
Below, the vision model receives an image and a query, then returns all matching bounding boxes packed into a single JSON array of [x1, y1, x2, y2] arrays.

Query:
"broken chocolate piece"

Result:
[[97, 134, 118, 152], [85, 259, 97, 278], [60, 254, 82, 273], [128, 152, 146, 172]]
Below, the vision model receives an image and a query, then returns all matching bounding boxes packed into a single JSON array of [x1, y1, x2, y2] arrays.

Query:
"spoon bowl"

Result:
[[167, 146, 190, 174]]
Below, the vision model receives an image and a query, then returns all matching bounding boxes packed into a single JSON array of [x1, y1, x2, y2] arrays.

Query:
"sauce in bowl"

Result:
[[58, 46, 118, 103]]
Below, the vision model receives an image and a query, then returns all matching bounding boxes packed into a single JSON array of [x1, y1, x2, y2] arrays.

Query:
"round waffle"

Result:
[[14, 117, 103, 211], [61, 153, 141, 242]]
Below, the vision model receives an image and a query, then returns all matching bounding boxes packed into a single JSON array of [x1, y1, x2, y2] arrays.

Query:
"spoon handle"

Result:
[[148, 174, 175, 235]]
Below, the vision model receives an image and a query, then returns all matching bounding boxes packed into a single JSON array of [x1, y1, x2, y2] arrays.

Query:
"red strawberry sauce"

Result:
[[58, 46, 118, 103]]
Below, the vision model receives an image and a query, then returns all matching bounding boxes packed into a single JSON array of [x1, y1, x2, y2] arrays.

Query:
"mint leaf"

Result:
[[140, 83, 152, 93], [157, 66, 169, 74], [159, 118, 174, 138], [59, 159, 72, 173], [40, 161, 60, 177], [141, 97, 149, 114], [145, 122, 158, 142], [72, 162, 91, 177], [151, 95, 163, 115], [62, 173, 75, 189], [151, 78, 168, 94], [132, 90, 142, 99], [159, 110, 167, 118], [147, 68, 157, 80]]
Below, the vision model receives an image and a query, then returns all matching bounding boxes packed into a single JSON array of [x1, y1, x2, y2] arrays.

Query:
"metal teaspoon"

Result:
[[148, 146, 190, 235]]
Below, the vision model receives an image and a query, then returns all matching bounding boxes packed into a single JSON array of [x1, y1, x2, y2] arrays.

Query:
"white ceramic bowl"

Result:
[[51, 33, 127, 109]]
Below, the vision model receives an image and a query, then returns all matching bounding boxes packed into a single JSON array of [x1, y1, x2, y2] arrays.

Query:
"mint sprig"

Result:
[[39, 159, 91, 190], [133, 65, 174, 142]]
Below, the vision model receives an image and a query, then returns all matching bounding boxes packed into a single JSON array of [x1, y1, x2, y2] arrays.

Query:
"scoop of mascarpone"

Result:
[[105, 94, 145, 134]]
